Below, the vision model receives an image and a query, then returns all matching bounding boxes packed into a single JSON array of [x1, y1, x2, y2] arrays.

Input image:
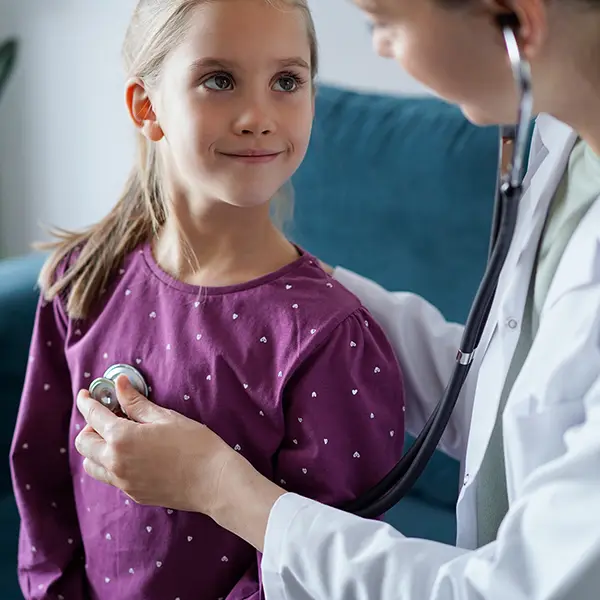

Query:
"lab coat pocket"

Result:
[[503, 397, 585, 500]]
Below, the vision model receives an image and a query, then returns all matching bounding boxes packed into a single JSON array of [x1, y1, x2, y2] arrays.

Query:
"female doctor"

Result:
[[74, 0, 600, 598]]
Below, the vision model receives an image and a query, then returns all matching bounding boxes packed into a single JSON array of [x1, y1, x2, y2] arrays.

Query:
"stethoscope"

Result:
[[89, 14, 533, 520], [341, 14, 533, 518]]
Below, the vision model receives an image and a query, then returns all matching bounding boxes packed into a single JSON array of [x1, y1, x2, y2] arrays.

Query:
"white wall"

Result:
[[0, 0, 430, 257]]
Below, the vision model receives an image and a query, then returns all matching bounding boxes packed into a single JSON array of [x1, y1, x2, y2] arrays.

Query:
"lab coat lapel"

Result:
[[462, 117, 576, 492], [543, 193, 600, 313]]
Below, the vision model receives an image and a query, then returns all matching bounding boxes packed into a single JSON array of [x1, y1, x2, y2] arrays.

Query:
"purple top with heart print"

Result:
[[11, 243, 405, 600]]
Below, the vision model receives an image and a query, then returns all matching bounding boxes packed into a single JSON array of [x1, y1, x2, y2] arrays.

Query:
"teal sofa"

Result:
[[0, 85, 500, 597]]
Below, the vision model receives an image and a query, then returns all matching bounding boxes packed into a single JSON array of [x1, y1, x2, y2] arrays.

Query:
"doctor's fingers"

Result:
[[77, 389, 129, 442]]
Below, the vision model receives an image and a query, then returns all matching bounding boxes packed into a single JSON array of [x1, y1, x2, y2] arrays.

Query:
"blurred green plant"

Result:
[[0, 38, 18, 103]]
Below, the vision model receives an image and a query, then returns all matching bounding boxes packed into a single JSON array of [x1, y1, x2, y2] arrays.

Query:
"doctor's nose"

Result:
[[233, 102, 276, 137]]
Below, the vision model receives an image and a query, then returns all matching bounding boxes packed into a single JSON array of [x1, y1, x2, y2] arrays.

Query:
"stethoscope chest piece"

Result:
[[89, 364, 149, 414]]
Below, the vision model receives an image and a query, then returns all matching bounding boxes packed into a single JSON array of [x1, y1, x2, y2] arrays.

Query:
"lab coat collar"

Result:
[[536, 114, 576, 154]]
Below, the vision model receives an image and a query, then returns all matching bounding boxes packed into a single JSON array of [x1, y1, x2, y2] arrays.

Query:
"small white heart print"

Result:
[[326, 282, 333, 288], [243, 383, 249, 389], [278, 371, 283, 377], [146, 526, 152, 533], [136, 358, 142, 364], [280, 479, 287, 486], [286, 284, 292, 290], [156, 561, 162, 568], [46, 341, 52, 347], [390, 430, 395, 437], [166, 344, 171, 350], [302, 468, 308, 474], [167, 509, 174, 515], [103, 353, 108, 359], [105, 533, 112, 540], [68, 538, 73, 544], [75, 329, 82, 336], [221, 556, 229, 563], [51, 501, 58, 508], [352, 389, 358, 395], [22, 443, 28, 449], [311, 392, 317, 398], [149, 311, 156, 319], [125, 289, 131, 296], [187, 536, 193, 542], [60, 447, 66, 454], [374, 367, 381, 373], [293, 439, 298, 445], [350, 341, 357, 347], [260, 337, 267, 343], [365, 320, 370, 327], [25, 484, 31, 490], [292, 304, 299, 309], [234, 444, 241, 451], [324, 439, 328, 444], [196, 334, 202, 340], [310, 329, 317, 335], [259, 410, 264, 416], [75, 424, 81, 431], [298, 417, 303, 423], [370, 413, 375, 419], [129, 568, 134, 574], [44, 384, 50, 391], [105, 578, 110, 584], [125, 499, 130, 505], [194, 301, 200, 308], [119, 269, 125, 275], [353, 452, 361, 458], [232, 313, 238, 320], [84, 372, 90, 378], [206, 375, 212, 381], [184, 395, 190, 401], [38, 585, 44, 590]]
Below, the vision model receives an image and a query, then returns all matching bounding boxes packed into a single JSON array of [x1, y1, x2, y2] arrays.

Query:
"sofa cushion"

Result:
[[0, 253, 45, 497]]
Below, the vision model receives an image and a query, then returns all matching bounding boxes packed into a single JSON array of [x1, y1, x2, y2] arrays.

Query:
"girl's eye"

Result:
[[203, 74, 234, 91], [273, 75, 300, 93]]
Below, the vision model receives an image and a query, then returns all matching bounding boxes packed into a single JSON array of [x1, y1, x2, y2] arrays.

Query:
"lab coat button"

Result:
[[507, 318, 518, 329]]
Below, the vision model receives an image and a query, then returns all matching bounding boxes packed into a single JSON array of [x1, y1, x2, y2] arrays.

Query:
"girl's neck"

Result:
[[152, 200, 299, 288]]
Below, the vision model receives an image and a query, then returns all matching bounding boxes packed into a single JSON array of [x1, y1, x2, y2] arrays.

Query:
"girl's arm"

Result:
[[227, 306, 406, 597], [10, 295, 87, 599]]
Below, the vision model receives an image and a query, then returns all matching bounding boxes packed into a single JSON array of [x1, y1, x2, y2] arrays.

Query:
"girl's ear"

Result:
[[484, 0, 547, 61], [125, 78, 164, 142]]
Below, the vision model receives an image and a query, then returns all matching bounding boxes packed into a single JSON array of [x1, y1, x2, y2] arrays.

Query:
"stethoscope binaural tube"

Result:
[[342, 14, 533, 518]]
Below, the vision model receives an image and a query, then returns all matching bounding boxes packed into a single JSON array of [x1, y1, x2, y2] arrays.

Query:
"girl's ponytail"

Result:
[[38, 133, 165, 320]]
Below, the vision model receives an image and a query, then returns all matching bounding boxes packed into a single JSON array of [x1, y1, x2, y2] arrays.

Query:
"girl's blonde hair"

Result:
[[39, 0, 318, 319]]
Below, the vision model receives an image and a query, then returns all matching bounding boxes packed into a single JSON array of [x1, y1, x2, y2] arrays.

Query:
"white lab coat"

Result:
[[261, 115, 600, 599]]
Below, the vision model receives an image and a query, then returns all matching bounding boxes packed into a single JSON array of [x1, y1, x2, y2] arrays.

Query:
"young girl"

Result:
[[10, 0, 406, 599]]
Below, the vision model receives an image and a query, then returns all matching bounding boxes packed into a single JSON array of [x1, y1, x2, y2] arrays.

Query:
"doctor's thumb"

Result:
[[114, 375, 165, 424]]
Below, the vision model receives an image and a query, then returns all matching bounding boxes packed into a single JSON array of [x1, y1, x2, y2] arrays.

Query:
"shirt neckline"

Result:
[[140, 241, 314, 296]]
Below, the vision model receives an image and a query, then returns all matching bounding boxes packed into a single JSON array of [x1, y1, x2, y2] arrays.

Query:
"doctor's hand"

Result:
[[74, 376, 284, 551]]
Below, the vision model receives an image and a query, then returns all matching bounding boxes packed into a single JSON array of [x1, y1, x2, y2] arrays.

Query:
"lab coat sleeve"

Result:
[[10, 294, 87, 599], [334, 267, 469, 460], [262, 370, 600, 600]]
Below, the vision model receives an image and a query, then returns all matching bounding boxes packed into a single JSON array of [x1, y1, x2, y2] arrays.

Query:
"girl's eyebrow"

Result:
[[189, 56, 310, 72]]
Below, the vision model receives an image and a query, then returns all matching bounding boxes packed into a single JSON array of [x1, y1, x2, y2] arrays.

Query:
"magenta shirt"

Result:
[[11, 244, 405, 600]]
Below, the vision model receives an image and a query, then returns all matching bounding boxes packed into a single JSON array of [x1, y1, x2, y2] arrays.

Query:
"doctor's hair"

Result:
[[37, 0, 318, 320]]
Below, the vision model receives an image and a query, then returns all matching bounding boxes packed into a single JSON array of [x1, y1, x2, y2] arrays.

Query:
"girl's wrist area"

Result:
[[208, 450, 286, 552]]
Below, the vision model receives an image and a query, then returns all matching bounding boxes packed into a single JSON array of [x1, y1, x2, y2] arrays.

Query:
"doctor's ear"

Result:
[[125, 78, 164, 142], [485, 0, 547, 59]]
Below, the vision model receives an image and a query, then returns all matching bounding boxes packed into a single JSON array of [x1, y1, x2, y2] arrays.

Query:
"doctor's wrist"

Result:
[[209, 452, 285, 552]]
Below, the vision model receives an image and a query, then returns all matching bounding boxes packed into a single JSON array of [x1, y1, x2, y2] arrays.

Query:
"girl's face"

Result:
[[153, 0, 314, 210], [354, 0, 520, 125]]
